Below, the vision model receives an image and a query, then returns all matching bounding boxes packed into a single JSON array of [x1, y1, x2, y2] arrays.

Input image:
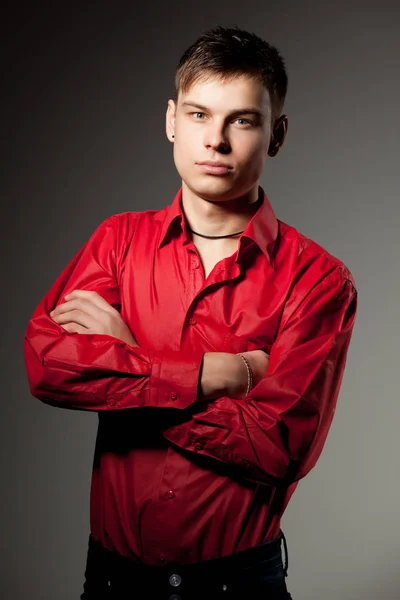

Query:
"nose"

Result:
[[204, 122, 231, 153]]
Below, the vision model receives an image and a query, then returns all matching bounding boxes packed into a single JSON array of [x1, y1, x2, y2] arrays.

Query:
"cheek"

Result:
[[174, 142, 188, 163], [174, 124, 199, 156], [238, 141, 266, 171], [172, 142, 192, 177]]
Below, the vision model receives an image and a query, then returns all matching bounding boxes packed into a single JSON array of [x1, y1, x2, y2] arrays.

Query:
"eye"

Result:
[[234, 118, 252, 126], [191, 112, 206, 119]]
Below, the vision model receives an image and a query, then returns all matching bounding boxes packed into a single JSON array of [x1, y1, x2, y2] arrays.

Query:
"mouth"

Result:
[[196, 161, 233, 175]]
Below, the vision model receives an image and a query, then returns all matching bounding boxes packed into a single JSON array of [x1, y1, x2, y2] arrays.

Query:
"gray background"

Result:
[[3, 1, 399, 599]]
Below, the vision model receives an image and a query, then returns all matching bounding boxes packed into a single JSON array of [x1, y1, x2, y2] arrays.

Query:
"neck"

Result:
[[181, 182, 262, 238]]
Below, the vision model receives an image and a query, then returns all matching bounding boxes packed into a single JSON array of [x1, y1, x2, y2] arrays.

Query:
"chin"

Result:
[[185, 176, 239, 201]]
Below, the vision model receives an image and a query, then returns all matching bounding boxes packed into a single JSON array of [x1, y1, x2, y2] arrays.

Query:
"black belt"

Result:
[[81, 531, 289, 600]]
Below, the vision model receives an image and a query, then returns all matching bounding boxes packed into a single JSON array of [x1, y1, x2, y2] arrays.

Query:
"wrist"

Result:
[[223, 354, 249, 399], [237, 353, 253, 397]]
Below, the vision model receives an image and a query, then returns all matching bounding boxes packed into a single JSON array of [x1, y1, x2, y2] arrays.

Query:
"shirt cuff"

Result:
[[150, 349, 205, 409]]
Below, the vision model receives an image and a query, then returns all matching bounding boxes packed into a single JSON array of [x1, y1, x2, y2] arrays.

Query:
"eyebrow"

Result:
[[181, 101, 264, 119]]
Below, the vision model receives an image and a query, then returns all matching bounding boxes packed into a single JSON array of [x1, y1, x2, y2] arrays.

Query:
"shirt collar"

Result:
[[157, 186, 278, 264]]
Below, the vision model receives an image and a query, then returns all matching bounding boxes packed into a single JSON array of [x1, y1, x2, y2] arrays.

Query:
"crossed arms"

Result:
[[24, 216, 358, 486]]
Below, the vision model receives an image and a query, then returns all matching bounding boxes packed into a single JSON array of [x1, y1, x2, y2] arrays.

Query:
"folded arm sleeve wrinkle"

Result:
[[163, 271, 358, 486], [24, 215, 204, 411]]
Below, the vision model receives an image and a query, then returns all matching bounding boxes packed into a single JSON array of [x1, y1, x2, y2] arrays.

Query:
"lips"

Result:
[[197, 161, 232, 168], [197, 161, 233, 175]]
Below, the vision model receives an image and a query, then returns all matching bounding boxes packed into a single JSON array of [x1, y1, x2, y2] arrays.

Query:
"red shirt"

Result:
[[24, 187, 357, 565]]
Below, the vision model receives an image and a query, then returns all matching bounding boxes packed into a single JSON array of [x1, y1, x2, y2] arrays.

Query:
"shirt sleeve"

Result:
[[23, 215, 204, 411], [162, 270, 358, 486]]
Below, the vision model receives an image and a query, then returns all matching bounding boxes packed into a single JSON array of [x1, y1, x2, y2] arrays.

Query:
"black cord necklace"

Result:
[[187, 226, 244, 239]]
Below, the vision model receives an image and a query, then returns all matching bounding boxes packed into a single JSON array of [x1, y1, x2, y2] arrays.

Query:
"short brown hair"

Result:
[[173, 26, 288, 121]]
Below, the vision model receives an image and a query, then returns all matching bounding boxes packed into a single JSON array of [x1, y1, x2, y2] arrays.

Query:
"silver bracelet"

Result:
[[238, 354, 253, 396]]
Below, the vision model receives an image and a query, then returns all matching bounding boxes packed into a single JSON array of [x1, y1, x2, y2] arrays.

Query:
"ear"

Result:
[[166, 99, 176, 142], [267, 114, 288, 157]]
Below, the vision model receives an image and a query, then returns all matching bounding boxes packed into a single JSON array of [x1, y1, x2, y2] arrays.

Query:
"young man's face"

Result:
[[166, 74, 279, 202]]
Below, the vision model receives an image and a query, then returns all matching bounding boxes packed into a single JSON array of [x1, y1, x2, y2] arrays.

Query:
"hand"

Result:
[[50, 290, 139, 346]]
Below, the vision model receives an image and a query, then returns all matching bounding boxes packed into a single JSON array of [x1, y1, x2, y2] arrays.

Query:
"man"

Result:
[[24, 25, 357, 600]]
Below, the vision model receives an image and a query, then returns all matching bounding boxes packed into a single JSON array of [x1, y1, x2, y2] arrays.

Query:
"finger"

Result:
[[60, 322, 88, 334], [64, 290, 116, 314], [51, 298, 104, 321], [52, 309, 94, 329]]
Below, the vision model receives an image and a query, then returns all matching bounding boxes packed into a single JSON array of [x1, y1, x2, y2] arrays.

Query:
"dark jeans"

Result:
[[80, 531, 293, 599]]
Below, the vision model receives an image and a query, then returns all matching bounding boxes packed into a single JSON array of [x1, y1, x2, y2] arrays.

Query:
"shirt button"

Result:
[[167, 490, 175, 499], [169, 573, 182, 587], [159, 553, 166, 562], [189, 318, 197, 325], [107, 399, 117, 406], [194, 442, 203, 451], [192, 260, 200, 269], [170, 392, 178, 401]]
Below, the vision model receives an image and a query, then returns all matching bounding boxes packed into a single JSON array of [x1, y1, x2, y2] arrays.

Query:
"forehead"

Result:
[[178, 75, 271, 115]]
